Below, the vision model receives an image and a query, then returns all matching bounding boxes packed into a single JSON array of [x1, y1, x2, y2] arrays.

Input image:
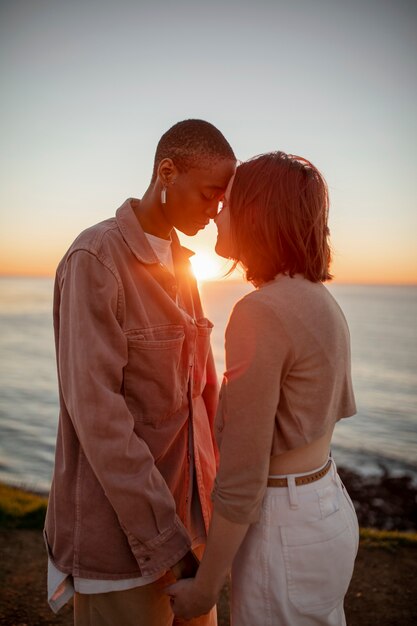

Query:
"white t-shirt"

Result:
[[145, 232, 174, 275]]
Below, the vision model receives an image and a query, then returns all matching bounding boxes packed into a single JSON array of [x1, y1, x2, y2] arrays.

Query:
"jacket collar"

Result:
[[115, 198, 194, 265]]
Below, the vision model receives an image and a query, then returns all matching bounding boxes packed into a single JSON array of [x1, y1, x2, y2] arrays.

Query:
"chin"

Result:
[[215, 240, 231, 259], [177, 224, 201, 236]]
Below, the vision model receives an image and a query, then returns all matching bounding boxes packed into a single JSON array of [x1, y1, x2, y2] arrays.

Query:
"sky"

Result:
[[0, 0, 416, 283]]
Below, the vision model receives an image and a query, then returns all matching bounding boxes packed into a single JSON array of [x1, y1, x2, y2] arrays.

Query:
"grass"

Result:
[[359, 527, 417, 549], [0, 483, 48, 529]]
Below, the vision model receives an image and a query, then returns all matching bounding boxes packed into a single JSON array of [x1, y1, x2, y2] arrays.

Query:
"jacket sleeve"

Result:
[[212, 296, 294, 524], [57, 250, 190, 575]]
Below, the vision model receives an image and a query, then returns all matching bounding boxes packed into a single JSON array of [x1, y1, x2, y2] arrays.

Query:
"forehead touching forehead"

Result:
[[186, 158, 236, 190], [152, 118, 235, 182]]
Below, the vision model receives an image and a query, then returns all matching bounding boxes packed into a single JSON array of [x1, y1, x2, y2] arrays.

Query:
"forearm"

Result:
[[194, 509, 250, 599]]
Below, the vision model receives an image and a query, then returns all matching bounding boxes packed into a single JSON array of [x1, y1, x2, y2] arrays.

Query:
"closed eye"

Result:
[[202, 192, 217, 201], [201, 187, 226, 203]]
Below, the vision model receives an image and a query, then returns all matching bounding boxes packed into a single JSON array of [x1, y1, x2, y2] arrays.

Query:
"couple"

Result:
[[44, 119, 358, 626]]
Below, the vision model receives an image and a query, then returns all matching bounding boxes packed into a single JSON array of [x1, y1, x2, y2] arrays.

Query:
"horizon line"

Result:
[[0, 273, 416, 287]]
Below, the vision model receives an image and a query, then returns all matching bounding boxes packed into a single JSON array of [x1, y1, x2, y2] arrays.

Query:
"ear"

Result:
[[158, 158, 178, 186]]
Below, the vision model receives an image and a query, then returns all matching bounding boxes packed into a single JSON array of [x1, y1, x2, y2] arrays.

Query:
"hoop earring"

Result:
[[161, 186, 167, 204]]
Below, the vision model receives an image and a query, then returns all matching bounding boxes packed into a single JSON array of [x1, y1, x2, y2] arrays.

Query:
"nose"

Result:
[[205, 204, 219, 220]]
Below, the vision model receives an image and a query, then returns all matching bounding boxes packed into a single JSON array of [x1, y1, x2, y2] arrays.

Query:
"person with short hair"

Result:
[[44, 119, 236, 625], [168, 152, 359, 626]]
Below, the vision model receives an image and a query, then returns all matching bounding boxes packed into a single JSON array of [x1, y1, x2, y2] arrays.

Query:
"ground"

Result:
[[1, 529, 416, 626]]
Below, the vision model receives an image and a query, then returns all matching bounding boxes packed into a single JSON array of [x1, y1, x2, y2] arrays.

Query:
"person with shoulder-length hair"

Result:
[[168, 152, 359, 626]]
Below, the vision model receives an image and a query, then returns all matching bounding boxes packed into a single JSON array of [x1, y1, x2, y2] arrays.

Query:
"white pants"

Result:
[[231, 458, 359, 626]]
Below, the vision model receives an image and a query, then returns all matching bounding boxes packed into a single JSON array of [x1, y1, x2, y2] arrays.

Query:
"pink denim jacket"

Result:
[[44, 199, 218, 580]]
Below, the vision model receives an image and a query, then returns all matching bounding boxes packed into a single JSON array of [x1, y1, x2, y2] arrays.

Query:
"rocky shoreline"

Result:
[[338, 465, 417, 531]]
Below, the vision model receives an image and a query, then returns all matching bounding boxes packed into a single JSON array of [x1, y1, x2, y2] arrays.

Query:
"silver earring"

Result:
[[161, 187, 167, 204]]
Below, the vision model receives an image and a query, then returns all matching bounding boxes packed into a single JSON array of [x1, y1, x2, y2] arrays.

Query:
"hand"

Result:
[[165, 578, 217, 620]]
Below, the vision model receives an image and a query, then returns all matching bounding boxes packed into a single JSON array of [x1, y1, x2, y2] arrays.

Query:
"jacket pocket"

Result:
[[280, 504, 356, 616], [192, 317, 213, 398], [124, 325, 186, 424]]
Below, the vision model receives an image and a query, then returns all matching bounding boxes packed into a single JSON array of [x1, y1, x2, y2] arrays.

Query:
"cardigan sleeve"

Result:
[[212, 295, 294, 524]]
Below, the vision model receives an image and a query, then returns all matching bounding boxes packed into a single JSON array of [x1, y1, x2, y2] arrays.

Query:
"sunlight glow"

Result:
[[190, 251, 224, 281]]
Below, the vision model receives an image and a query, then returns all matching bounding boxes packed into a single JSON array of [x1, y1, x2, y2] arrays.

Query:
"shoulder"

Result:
[[258, 274, 340, 319], [230, 274, 310, 321], [258, 275, 350, 342], [69, 217, 119, 256], [228, 288, 274, 326], [225, 283, 295, 372], [58, 217, 120, 271], [57, 217, 122, 285], [226, 284, 291, 344], [227, 274, 341, 337]]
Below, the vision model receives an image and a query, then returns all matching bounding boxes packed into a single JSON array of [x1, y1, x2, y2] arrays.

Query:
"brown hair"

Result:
[[228, 151, 332, 285]]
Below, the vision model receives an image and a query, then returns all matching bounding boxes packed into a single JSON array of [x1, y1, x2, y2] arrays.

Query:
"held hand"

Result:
[[165, 578, 217, 620]]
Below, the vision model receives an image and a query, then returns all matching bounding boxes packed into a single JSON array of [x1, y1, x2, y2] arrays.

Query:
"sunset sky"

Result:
[[1, 0, 416, 283]]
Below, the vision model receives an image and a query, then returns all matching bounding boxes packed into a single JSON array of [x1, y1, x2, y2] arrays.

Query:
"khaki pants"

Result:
[[74, 546, 217, 626]]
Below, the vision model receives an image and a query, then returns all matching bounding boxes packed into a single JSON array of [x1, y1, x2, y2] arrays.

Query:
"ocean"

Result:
[[0, 277, 416, 493]]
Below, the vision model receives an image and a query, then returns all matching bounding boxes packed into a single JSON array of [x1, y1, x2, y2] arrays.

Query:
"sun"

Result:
[[190, 251, 223, 281]]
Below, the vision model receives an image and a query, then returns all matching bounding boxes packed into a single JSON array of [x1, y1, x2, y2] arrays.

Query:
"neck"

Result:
[[132, 187, 173, 239]]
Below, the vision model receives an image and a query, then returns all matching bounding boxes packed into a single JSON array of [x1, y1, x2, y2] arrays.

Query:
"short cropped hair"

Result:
[[151, 119, 235, 182], [229, 152, 332, 285]]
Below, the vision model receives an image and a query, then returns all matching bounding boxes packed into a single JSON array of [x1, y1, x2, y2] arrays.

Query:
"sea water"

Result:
[[201, 280, 417, 480], [0, 277, 416, 492]]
